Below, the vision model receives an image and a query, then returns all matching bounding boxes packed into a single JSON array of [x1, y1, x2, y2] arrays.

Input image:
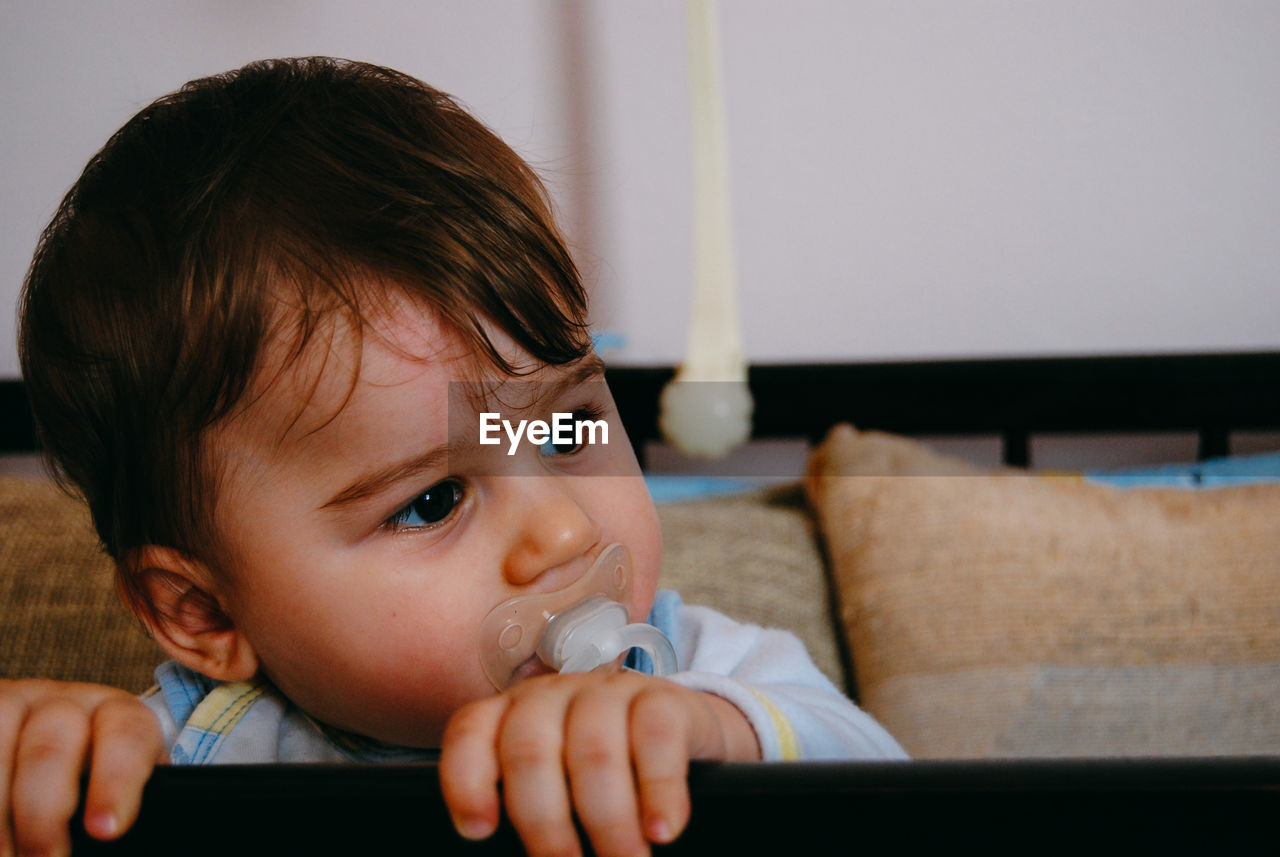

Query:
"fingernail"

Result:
[[86, 809, 120, 839], [452, 815, 493, 841], [647, 816, 674, 844]]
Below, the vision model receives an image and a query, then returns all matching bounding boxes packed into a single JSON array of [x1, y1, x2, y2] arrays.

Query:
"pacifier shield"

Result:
[[477, 544, 632, 690]]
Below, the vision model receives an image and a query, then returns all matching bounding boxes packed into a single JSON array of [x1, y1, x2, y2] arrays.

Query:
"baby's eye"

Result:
[[387, 479, 464, 530], [540, 407, 605, 458], [540, 434, 583, 457]]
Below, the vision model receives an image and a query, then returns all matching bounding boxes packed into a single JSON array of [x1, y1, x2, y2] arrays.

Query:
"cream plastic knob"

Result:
[[659, 378, 752, 459]]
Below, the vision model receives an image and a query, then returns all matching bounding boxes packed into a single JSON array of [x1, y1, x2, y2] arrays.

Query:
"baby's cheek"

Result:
[[640, 493, 664, 566], [629, 504, 664, 618]]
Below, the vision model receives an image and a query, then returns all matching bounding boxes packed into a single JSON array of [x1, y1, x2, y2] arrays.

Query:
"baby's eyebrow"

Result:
[[539, 354, 607, 401], [321, 445, 451, 511], [471, 354, 607, 412]]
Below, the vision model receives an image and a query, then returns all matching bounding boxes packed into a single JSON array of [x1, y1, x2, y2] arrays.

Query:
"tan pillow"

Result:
[[657, 485, 845, 689], [0, 476, 163, 692], [805, 425, 1280, 758]]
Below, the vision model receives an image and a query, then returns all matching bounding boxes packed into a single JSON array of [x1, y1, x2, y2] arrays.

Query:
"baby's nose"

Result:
[[502, 488, 601, 586]]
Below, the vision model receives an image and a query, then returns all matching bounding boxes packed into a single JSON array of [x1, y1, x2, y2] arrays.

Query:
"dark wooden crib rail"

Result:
[[70, 757, 1280, 855], [8, 351, 1280, 465], [604, 350, 1280, 466]]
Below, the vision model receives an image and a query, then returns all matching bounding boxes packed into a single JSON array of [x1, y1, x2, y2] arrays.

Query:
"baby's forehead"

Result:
[[224, 296, 596, 451], [236, 303, 461, 428]]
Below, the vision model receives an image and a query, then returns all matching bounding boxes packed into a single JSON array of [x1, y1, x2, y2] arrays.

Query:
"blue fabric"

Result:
[[156, 660, 217, 728], [644, 475, 766, 504], [1086, 450, 1280, 490], [625, 589, 683, 675], [643, 449, 1280, 498]]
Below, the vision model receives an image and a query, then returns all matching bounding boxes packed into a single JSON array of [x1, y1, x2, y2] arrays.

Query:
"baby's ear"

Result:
[[125, 545, 259, 683]]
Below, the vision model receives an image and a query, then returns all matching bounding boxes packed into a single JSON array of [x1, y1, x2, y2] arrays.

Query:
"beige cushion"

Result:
[[0, 476, 162, 693], [657, 485, 845, 689], [805, 425, 1280, 758]]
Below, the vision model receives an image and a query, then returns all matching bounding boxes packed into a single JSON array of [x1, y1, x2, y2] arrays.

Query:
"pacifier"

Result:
[[478, 543, 678, 690]]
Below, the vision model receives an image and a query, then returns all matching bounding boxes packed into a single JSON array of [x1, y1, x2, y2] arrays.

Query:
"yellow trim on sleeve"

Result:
[[748, 689, 800, 761]]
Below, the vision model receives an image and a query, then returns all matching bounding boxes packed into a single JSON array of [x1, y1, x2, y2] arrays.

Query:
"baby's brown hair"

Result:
[[20, 57, 591, 584]]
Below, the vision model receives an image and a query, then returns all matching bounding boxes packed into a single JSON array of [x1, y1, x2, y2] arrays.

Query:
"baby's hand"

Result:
[[440, 671, 759, 857], [0, 678, 164, 856]]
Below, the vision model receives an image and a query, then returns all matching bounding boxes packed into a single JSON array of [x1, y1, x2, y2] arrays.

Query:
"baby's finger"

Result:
[[497, 684, 579, 857], [629, 688, 695, 846], [440, 696, 508, 841], [81, 696, 165, 841], [10, 699, 92, 857], [565, 680, 648, 857]]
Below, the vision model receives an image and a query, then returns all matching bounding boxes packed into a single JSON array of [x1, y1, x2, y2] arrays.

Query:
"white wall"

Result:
[[4, 0, 1279, 379]]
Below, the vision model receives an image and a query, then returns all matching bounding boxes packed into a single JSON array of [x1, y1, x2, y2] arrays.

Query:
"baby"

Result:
[[1, 58, 904, 857]]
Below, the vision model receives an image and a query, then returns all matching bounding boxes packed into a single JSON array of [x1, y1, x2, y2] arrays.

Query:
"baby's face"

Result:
[[204, 301, 661, 747]]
